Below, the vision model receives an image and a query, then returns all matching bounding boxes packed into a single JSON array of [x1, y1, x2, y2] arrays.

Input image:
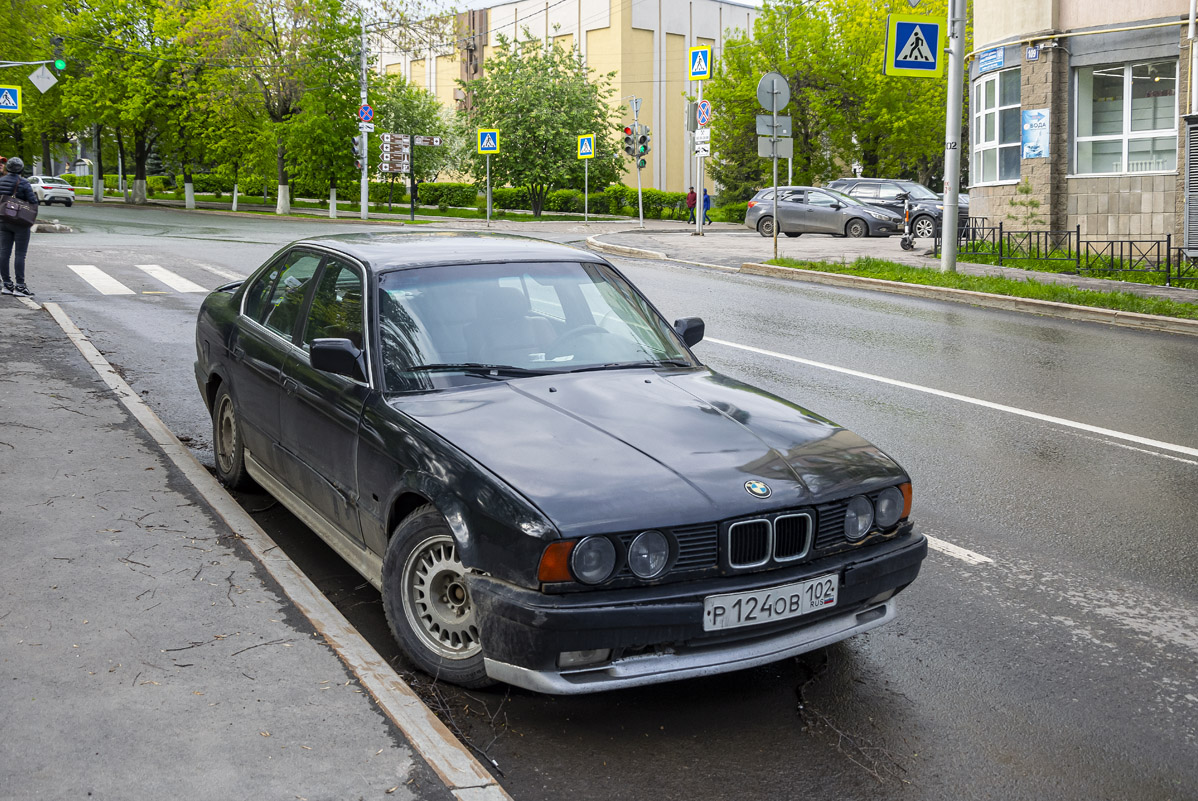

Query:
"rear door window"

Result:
[[245, 249, 323, 341]]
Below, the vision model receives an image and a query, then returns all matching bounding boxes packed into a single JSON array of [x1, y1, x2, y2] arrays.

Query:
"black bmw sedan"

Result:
[[194, 232, 926, 694]]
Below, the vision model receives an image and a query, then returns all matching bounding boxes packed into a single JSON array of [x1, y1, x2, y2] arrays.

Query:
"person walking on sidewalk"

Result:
[[0, 157, 36, 297], [686, 186, 696, 223], [702, 188, 712, 225]]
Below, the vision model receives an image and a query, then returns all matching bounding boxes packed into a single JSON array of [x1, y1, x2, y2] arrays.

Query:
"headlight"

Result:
[[570, 536, 617, 584], [844, 495, 874, 541], [865, 210, 887, 220], [628, 530, 670, 579], [875, 487, 905, 529]]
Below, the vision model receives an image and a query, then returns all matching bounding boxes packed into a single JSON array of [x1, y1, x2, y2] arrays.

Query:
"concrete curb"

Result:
[[740, 262, 1198, 338], [586, 234, 738, 272], [38, 300, 512, 801]]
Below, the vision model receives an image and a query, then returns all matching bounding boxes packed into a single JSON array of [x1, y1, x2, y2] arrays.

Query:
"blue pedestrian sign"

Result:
[[688, 46, 712, 81], [358, 103, 374, 122], [884, 15, 944, 79], [577, 134, 594, 160], [477, 128, 500, 154], [0, 85, 22, 114]]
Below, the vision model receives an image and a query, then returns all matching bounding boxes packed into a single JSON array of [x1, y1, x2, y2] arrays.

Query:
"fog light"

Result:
[[558, 649, 612, 668], [866, 589, 896, 606]]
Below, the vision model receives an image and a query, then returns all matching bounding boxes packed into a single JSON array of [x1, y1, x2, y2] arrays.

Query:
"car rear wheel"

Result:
[[382, 506, 493, 688], [756, 216, 775, 238], [65, 199, 73, 207], [845, 218, 868, 238], [212, 385, 254, 490], [912, 215, 936, 239]]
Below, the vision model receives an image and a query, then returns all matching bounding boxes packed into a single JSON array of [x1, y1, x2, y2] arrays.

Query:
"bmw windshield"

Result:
[[377, 261, 699, 390]]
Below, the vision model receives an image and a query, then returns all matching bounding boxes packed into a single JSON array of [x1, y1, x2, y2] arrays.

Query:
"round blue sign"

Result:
[[697, 99, 713, 126]]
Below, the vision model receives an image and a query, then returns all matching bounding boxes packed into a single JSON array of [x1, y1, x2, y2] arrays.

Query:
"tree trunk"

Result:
[[132, 133, 149, 204], [183, 164, 195, 210], [275, 137, 290, 215], [329, 172, 337, 219], [529, 184, 546, 217], [92, 124, 104, 203], [41, 133, 52, 175]]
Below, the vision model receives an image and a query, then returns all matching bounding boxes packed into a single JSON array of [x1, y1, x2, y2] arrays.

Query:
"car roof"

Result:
[[290, 231, 608, 273]]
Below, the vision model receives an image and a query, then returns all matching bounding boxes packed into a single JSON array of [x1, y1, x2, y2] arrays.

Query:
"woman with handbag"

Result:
[[0, 157, 37, 297]]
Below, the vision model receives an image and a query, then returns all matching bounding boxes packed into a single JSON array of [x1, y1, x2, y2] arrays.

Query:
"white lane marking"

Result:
[[136, 264, 209, 293], [926, 535, 994, 565], [194, 262, 244, 281], [1061, 430, 1198, 467], [67, 264, 135, 295], [706, 337, 1198, 460]]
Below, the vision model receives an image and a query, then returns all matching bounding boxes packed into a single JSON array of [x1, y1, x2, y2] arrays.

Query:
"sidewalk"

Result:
[[588, 227, 1198, 308], [0, 298, 501, 800]]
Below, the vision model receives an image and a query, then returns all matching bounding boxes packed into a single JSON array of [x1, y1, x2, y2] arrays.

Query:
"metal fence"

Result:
[[935, 222, 1198, 287]]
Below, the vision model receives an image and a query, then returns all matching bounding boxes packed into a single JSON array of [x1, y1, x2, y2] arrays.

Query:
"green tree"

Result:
[[457, 32, 620, 217], [371, 73, 452, 181]]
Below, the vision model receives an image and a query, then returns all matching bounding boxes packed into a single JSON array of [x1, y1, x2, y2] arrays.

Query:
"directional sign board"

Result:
[[577, 134, 594, 160], [378, 163, 410, 174], [477, 129, 500, 154], [413, 135, 442, 147], [884, 14, 943, 78], [697, 99, 713, 126], [358, 104, 374, 122], [379, 133, 408, 144], [380, 141, 410, 154], [0, 85, 22, 114], [688, 46, 712, 81]]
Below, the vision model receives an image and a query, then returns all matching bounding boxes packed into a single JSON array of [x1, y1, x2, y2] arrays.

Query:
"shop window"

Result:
[[1075, 60, 1176, 174], [972, 68, 1021, 185]]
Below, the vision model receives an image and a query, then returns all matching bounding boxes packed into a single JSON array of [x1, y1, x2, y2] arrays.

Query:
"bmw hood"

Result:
[[392, 369, 907, 537]]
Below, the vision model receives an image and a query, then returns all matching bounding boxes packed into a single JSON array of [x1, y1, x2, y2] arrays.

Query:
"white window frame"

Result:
[[1073, 59, 1177, 176], [971, 67, 1022, 187]]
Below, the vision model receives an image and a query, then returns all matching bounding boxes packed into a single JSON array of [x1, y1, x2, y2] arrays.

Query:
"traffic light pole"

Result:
[[632, 101, 644, 229], [940, 0, 965, 273], [359, 16, 369, 220]]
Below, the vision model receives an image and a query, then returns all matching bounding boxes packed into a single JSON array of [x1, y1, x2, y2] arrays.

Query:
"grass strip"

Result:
[[766, 256, 1198, 321]]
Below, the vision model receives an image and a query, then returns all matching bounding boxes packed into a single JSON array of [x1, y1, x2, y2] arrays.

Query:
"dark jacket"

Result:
[[0, 173, 37, 205], [685, 190, 696, 209]]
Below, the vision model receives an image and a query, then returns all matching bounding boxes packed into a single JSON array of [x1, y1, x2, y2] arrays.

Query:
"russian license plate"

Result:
[[703, 574, 838, 632]]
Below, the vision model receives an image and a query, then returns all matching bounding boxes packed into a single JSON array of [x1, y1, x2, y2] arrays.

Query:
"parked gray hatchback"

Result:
[[745, 186, 902, 238]]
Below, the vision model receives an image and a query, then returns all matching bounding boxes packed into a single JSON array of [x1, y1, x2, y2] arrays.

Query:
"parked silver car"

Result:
[[745, 186, 901, 238]]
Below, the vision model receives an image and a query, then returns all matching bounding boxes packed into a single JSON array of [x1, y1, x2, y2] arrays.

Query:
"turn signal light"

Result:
[[538, 541, 575, 582], [899, 482, 913, 519]]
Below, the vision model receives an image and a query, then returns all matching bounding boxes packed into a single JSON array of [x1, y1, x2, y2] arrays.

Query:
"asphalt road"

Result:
[[21, 203, 1198, 800]]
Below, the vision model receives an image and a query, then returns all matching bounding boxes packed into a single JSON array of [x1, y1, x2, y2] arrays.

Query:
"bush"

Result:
[[147, 176, 168, 194], [416, 182, 478, 208], [491, 186, 530, 211], [545, 189, 584, 213], [713, 201, 748, 224]]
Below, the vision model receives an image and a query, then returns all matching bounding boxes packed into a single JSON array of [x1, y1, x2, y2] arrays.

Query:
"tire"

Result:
[[65, 199, 73, 207], [784, 232, 800, 238], [382, 505, 493, 688], [912, 215, 936, 239], [211, 384, 254, 490], [756, 216, 775, 238], [845, 218, 868, 238]]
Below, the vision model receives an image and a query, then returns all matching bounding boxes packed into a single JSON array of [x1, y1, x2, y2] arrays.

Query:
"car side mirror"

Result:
[[831, 203, 842, 210], [310, 338, 364, 380], [674, 317, 705, 347]]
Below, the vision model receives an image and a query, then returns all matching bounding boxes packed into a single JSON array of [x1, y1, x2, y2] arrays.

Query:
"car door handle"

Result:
[[282, 377, 298, 395], [231, 346, 245, 361]]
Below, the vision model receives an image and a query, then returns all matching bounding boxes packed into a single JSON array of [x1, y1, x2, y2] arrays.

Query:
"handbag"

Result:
[[0, 192, 38, 227]]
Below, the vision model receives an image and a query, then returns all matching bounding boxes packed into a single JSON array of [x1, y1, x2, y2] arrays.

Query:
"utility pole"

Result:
[[940, 0, 965, 273], [359, 15, 369, 220]]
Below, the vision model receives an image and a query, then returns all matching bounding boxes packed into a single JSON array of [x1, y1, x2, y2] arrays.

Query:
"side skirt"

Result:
[[245, 449, 384, 592]]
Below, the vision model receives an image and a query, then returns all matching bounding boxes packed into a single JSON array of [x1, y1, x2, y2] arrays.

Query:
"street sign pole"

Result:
[[772, 75, 779, 260], [359, 16, 369, 220], [696, 80, 704, 237], [584, 158, 588, 223], [940, 0, 965, 273], [486, 154, 491, 225], [409, 144, 414, 220]]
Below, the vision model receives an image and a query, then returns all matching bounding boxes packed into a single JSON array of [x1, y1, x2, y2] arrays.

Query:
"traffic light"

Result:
[[350, 134, 363, 170], [51, 36, 65, 72], [637, 158, 647, 169], [637, 126, 652, 157], [622, 125, 636, 157]]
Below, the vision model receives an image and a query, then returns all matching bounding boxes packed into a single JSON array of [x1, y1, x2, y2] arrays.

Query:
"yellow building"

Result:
[[380, 0, 759, 192]]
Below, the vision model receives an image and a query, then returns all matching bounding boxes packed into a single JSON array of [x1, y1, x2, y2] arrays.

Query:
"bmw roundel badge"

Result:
[[744, 480, 772, 499]]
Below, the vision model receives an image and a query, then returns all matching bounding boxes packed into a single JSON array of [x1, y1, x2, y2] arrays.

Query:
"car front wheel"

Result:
[[845, 218, 868, 238], [756, 216, 775, 238], [212, 384, 254, 490], [912, 216, 936, 239], [382, 506, 493, 688]]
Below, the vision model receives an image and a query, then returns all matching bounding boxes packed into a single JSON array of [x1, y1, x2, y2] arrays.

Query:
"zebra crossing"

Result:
[[64, 263, 239, 297]]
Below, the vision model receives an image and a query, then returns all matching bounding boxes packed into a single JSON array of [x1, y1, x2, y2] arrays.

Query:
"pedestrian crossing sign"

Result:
[[477, 128, 500, 154], [577, 134, 594, 159], [884, 15, 944, 78], [688, 46, 712, 81], [0, 85, 22, 114]]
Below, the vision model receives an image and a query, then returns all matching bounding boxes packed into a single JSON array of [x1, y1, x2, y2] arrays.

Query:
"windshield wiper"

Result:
[[564, 359, 693, 374], [410, 362, 559, 377]]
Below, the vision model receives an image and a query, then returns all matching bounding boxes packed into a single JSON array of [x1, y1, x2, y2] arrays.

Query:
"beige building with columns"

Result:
[[969, 0, 1195, 245], [379, 0, 758, 192]]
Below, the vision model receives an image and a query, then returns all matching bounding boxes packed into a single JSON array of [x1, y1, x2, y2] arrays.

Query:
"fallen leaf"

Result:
[[260, 731, 270, 737], [385, 787, 398, 794]]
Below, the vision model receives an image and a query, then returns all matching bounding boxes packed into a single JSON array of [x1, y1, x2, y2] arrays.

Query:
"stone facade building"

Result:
[[969, 0, 1190, 243]]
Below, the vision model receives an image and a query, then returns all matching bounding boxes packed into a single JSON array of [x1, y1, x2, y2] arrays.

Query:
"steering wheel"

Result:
[[547, 324, 609, 358]]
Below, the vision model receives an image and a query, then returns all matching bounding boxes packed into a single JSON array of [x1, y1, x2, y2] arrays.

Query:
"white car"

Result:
[[29, 176, 76, 206]]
